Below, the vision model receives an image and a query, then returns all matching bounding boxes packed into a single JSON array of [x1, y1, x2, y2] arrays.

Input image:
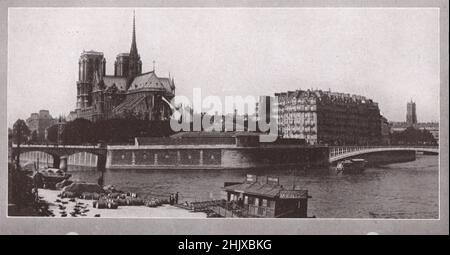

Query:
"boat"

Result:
[[193, 174, 312, 218], [336, 159, 368, 174], [20, 161, 37, 175], [36, 168, 72, 189]]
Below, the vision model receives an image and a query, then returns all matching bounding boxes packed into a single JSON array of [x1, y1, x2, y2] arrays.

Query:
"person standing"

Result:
[[175, 192, 179, 204], [97, 171, 104, 187], [238, 197, 243, 207], [33, 169, 43, 189], [97, 175, 104, 187]]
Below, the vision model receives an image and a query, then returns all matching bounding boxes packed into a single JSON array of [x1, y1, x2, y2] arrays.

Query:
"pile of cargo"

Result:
[[106, 194, 144, 206], [92, 197, 118, 209], [55, 181, 171, 210], [190, 200, 226, 212], [144, 198, 167, 207], [60, 183, 105, 199], [80, 192, 101, 200]]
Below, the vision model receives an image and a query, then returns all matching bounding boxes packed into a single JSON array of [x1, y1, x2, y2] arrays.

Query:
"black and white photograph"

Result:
[[1, 0, 448, 235]]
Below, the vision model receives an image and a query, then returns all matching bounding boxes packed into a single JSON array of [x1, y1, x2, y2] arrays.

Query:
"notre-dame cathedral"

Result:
[[73, 13, 175, 122]]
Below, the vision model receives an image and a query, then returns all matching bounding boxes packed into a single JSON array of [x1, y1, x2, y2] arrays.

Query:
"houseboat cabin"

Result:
[[223, 174, 310, 218]]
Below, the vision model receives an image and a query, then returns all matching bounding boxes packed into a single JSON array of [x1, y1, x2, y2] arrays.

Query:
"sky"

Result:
[[7, 8, 440, 127]]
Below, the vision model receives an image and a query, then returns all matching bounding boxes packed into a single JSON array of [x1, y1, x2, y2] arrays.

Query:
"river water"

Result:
[[55, 154, 439, 219]]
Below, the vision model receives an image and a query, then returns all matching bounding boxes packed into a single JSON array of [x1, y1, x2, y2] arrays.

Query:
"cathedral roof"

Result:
[[128, 71, 174, 94], [159, 77, 174, 92], [112, 93, 147, 115], [92, 74, 127, 92], [103, 76, 127, 91]]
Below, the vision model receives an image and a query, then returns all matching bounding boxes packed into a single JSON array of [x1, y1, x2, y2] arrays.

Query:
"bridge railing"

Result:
[[11, 144, 102, 149], [329, 145, 439, 158]]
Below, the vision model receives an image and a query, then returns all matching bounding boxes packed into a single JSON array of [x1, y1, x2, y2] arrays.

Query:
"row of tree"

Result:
[[8, 117, 174, 147], [46, 118, 174, 145], [9, 118, 438, 147], [390, 126, 437, 145]]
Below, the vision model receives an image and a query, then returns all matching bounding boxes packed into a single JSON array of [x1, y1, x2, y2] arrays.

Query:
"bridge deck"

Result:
[[329, 146, 438, 163]]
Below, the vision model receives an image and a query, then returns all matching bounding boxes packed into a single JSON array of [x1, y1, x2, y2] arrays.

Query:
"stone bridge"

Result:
[[329, 145, 439, 163], [11, 144, 107, 171]]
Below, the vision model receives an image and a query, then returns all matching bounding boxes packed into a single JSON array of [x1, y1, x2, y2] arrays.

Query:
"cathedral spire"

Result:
[[130, 10, 138, 56], [127, 10, 142, 86]]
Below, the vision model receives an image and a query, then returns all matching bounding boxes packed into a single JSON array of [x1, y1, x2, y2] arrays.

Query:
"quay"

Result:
[[106, 132, 329, 170], [38, 189, 207, 218]]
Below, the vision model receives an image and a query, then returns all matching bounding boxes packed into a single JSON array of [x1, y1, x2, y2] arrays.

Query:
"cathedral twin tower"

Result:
[[76, 13, 141, 109], [74, 12, 175, 122]]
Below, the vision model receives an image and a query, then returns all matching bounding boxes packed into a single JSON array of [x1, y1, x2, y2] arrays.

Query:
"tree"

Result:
[[61, 118, 94, 145], [87, 118, 174, 144], [12, 119, 30, 167], [390, 126, 437, 145], [46, 124, 59, 143], [30, 130, 38, 143], [122, 109, 138, 121], [52, 117, 174, 145]]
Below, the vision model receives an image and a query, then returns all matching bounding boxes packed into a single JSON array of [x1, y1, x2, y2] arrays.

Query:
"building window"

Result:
[[254, 198, 259, 206], [244, 196, 248, 205], [262, 199, 267, 207], [269, 200, 275, 208], [248, 196, 254, 205]]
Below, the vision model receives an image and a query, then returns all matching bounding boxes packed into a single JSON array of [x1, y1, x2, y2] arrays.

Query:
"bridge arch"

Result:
[[66, 151, 100, 168], [16, 150, 58, 168], [11, 145, 107, 172]]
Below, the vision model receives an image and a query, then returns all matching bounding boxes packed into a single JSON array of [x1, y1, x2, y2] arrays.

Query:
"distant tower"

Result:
[[406, 100, 417, 126], [76, 51, 105, 109], [127, 11, 142, 88]]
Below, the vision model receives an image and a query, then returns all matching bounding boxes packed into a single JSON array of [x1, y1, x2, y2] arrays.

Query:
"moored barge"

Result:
[[194, 174, 312, 218]]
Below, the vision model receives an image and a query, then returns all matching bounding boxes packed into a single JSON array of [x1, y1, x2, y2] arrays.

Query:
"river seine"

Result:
[[60, 154, 439, 218]]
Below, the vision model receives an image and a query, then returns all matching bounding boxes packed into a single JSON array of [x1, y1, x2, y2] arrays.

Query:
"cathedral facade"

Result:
[[74, 14, 175, 122]]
